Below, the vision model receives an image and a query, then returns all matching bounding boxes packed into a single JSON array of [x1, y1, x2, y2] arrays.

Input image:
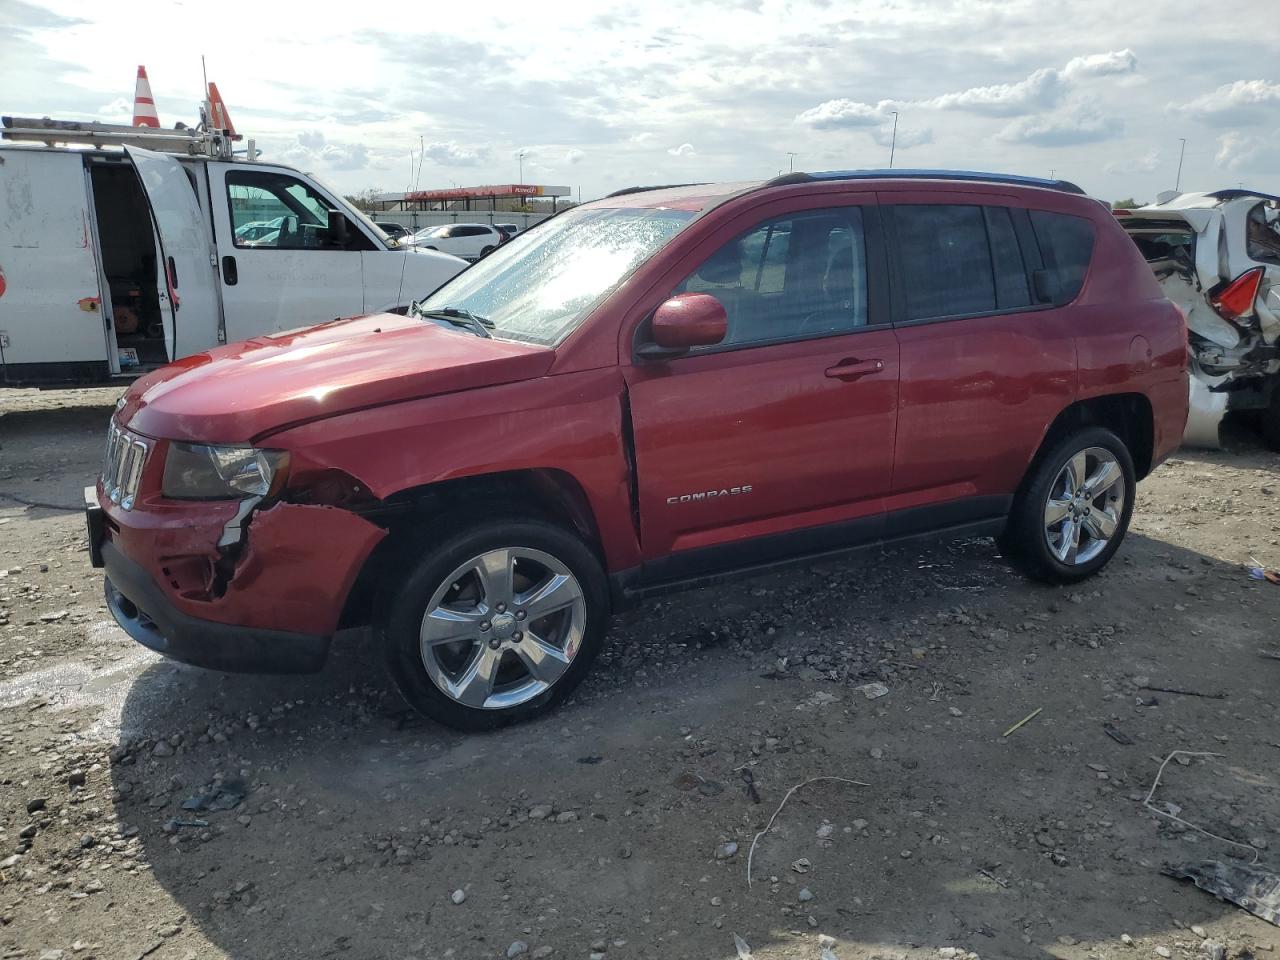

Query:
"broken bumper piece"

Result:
[[102, 540, 330, 674]]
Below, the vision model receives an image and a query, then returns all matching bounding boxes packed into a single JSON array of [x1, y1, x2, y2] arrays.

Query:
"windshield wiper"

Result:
[[412, 305, 493, 339]]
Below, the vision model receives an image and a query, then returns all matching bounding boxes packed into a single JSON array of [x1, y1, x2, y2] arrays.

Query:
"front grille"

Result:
[[103, 423, 149, 510]]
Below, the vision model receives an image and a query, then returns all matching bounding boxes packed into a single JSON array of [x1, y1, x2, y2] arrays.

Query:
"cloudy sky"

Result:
[[3, 0, 1278, 203]]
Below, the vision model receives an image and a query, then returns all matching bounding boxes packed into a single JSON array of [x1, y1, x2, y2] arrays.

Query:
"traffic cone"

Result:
[[132, 66, 159, 128], [206, 81, 238, 138]]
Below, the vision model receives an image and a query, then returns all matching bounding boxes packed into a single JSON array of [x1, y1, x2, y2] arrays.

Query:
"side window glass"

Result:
[[226, 171, 336, 250], [1029, 210, 1095, 303], [1247, 203, 1280, 265], [896, 205, 995, 320], [984, 206, 1031, 308], [676, 208, 868, 347]]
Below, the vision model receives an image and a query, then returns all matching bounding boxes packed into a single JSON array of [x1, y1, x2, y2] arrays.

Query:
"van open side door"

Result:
[[124, 146, 222, 360]]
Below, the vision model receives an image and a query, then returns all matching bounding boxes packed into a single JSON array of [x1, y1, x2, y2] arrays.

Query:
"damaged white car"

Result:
[[1117, 191, 1280, 448]]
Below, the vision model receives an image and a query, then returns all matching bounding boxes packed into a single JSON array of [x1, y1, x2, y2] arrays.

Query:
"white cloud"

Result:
[[422, 140, 490, 166], [565, 148, 585, 164], [668, 142, 696, 156], [795, 98, 890, 129], [997, 107, 1123, 146], [871, 123, 932, 149], [277, 130, 370, 171], [1215, 131, 1280, 174], [926, 67, 1063, 116], [1175, 80, 1280, 126], [1063, 48, 1138, 79], [1104, 149, 1161, 175]]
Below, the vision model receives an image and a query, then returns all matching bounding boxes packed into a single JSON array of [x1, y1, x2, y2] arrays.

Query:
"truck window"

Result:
[[226, 170, 336, 250]]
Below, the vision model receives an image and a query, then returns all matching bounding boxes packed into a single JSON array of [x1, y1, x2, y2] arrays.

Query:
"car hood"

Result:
[[120, 314, 555, 444]]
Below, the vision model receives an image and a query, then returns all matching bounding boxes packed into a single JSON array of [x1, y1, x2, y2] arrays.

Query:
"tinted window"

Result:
[[984, 206, 1031, 308], [679, 208, 868, 346], [896, 205, 995, 320], [1029, 211, 1094, 303]]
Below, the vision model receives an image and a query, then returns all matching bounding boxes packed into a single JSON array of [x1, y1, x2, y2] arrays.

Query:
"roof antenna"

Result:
[[395, 136, 429, 311]]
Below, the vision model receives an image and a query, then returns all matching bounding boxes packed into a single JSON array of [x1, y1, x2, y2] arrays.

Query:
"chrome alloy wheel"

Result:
[[1043, 446, 1127, 566], [419, 547, 586, 710]]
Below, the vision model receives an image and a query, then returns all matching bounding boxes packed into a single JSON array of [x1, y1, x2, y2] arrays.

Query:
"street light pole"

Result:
[[786, 151, 797, 173], [888, 111, 899, 169], [518, 150, 527, 185], [1175, 138, 1187, 192]]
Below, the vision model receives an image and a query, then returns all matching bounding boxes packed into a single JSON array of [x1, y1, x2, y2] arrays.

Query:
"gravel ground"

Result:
[[1, 386, 1279, 960]]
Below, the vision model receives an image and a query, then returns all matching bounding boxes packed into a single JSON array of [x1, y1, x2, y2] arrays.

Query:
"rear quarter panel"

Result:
[[1074, 212, 1189, 466]]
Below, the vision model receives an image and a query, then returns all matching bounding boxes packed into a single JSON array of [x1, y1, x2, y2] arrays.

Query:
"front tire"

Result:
[[380, 518, 609, 732], [1000, 427, 1135, 584]]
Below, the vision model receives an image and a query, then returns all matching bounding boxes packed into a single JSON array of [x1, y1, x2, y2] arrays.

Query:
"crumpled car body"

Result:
[[1118, 190, 1280, 447]]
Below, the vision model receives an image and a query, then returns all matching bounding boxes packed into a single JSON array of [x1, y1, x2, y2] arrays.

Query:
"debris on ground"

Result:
[[1163, 860, 1280, 926], [1001, 707, 1042, 737], [746, 776, 868, 887], [181, 778, 248, 812]]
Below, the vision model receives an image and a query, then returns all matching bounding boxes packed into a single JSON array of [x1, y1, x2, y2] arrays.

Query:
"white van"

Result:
[[0, 116, 465, 385]]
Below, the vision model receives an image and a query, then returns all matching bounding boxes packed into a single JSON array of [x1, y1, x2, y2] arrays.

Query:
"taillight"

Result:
[[1209, 266, 1264, 322]]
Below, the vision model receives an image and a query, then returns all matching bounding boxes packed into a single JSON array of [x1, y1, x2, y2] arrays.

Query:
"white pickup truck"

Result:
[[0, 116, 464, 385], [1117, 190, 1280, 448]]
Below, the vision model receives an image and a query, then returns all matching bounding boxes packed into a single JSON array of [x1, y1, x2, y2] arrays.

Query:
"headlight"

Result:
[[162, 443, 290, 499]]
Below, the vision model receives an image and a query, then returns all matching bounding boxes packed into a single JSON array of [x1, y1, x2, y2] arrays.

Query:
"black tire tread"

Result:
[[1000, 426, 1135, 585]]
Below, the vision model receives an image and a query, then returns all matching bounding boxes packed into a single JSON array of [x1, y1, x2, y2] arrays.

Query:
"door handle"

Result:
[[221, 255, 238, 286], [824, 357, 885, 380]]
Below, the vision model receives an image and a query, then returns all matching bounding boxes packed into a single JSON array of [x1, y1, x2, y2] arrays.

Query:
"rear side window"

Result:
[[1029, 211, 1095, 304], [984, 207, 1031, 308], [895, 205, 995, 319]]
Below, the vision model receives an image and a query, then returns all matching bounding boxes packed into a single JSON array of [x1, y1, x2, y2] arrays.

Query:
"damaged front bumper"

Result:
[[102, 540, 331, 673], [88, 478, 386, 674]]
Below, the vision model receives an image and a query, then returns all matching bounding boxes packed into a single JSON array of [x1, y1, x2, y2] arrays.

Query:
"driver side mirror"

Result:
[[637, 293, 728, 359], [327, 209, 351, 248]]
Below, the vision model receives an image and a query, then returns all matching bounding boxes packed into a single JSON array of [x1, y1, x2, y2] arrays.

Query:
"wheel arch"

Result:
[[339, 467, 606, 628], [1025, 393, 1155, 490]]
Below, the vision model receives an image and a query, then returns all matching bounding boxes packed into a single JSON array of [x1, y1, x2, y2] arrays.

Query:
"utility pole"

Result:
[[786, 151, 797, 173], [888, 111, 899, 168], [1175, 138, 1187, 192], [518, 149, 527, 184]]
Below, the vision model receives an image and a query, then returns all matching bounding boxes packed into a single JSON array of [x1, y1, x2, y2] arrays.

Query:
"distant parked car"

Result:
[[376, 221, 410, 241], [234, 218, 282, 243], [495, 223, 521, 243], [1117, 190, 1280, 448], [407, 223, 503, 259]]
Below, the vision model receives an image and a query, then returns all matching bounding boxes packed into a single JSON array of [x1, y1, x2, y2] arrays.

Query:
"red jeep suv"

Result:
[[89, 170, 1188, 730]]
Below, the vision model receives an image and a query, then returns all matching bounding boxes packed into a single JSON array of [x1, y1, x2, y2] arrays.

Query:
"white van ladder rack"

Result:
[[1, 116, 234, 159]]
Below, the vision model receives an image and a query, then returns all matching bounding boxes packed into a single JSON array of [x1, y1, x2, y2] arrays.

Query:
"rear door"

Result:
[[0, 149, 109, 377], [885, 194, 1078, 522], [124, 146, 222, 360], [207, 163, 365, 342]]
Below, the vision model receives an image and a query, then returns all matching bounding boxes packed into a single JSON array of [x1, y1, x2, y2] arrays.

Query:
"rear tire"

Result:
[[480, 245, 495, 256], [999, 427, 1135, 584], [380, 517, 609, 732]]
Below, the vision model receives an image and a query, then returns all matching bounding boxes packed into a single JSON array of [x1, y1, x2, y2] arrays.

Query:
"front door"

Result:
[[207, 164, 365, 342], [125, 146, 222, 360], [625, 202, 899, 579]]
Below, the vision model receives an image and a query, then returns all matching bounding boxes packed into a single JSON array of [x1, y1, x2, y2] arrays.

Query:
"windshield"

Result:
[[415, 206, 695, 345]]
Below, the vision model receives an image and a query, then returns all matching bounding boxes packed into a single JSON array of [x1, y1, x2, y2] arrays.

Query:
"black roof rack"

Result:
[[605, 182, 708, 198], [767, 168, 1087, 195]]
